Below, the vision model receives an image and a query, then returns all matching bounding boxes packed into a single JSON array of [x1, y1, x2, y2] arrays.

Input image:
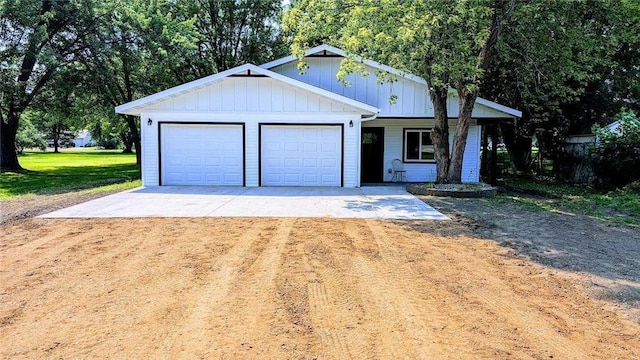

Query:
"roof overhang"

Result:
[[115, 63, 379, 116]]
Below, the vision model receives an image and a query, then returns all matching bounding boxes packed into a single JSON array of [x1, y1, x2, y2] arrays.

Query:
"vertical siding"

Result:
[[363, 119, 481, 183], [270, 57, 512, 119], [146, 78, 354, 113], [271, 58, 430, 117]]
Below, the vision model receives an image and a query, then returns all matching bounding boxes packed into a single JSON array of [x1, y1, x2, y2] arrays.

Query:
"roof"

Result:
[[115, 63, 379, 116], [260, 44, 522, 118]]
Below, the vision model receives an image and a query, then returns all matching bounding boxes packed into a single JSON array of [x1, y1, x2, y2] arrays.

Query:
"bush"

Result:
[[16, 117, 47, 153], [591, 111, 640, 188]]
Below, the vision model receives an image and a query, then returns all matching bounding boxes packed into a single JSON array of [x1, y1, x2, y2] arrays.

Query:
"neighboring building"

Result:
[[115, 45, 521, 187], [73, 130, 94, 148]]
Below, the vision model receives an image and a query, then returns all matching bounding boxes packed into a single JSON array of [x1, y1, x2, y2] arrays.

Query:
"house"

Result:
[[115, 45, 521, 187], [73, 130, 94, 148]]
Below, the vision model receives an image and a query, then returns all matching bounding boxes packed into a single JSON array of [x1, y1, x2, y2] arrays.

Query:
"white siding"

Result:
[[362, 119, 481, 183], [137, 76, 365, 187], [145, 77, 358, 114], [271, 57, 513, 119]]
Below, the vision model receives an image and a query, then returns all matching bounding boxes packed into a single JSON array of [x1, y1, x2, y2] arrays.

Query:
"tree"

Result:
[[78, 0, 287, 165], [78, 0, 194, 164], [591, 110, 640, 188], [30, 67, 85, 152], [0, 0, 105, 171], [285, 0, 515, 183], [15, 112, 46, 153], [177, 0, 288, 76], [481, 0, 639, 174]]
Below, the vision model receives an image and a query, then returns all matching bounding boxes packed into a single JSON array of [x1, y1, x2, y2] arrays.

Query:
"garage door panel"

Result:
[[161, 124, 243, 186], [261, 125, 341, 187]]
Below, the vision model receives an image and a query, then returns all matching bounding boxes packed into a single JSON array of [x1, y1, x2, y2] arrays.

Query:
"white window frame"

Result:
[[403, 129, 435, 163]]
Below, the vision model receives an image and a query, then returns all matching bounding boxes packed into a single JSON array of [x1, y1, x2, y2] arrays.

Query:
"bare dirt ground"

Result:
[[0, 189, 125, 226], [1, 210, 639, 358]]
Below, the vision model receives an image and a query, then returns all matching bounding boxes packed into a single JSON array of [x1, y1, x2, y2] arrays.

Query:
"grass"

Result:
[[492, 177, 640, 225], [0, 148, 141, 200]]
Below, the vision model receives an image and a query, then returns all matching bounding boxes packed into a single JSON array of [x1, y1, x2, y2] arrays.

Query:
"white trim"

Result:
[[475, 98, 522, 118], [115, 63, 379, 116], [403, 129, 436, 163], [261, 44, 522, 119]]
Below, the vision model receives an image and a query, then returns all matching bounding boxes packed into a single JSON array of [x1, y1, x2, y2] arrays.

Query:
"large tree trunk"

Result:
[[123, 115, 141, 165], [430, 87, 451, 183], [500, 114, 533, 174], [53, 123, 60, 153], [120, 130, 134, 153], [0, 112, 22, 171], [448, 89, 478, 183]]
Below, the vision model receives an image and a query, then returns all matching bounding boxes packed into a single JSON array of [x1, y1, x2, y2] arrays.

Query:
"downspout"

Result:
[[361, 110, 380, 122]]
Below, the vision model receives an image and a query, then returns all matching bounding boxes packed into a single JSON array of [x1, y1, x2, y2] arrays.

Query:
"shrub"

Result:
[[16, 117, 47, 153], [591, 111, 640, 188]]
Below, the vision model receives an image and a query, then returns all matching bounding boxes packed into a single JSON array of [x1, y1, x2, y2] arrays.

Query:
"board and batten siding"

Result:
[[146, 77, 354, 113], [363, 119, 482, 183], [270, 57, 510, 119], [136, 76, 365, 187]]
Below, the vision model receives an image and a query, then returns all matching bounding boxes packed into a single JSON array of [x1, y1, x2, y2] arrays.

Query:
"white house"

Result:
[[115, 45, 521, 187], [73, 129, 94, 148]]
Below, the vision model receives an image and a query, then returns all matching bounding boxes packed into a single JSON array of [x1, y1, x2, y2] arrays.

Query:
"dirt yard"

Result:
[[1, 209, 639, 358]]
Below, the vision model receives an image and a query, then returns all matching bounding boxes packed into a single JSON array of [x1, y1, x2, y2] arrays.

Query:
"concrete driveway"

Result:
[[40, 186, 448, 220]]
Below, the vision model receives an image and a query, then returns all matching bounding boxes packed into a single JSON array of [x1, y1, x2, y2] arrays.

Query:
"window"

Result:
[[404, 129, 435, 162]]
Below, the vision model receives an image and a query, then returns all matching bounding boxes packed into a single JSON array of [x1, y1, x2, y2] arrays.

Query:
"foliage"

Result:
[[0, 149, 139, 199], [284, 0, 513, 183], [591, 110, 640, 188], [15, 114, 46, 153], [0, 0, 111, 169], [76, 0, 288, 164], [495, 177, 640, 225], [177, 0, 288, 77], [482, 0, 640, 174]]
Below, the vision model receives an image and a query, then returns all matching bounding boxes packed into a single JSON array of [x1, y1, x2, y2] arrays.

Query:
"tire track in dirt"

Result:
[[371, 220, 638, 359], [438, 252, 614, 359], [307, 281, 353, 359], [155, 219, 274, 358], [357, 220, 467, 359], [282, 219, 362, 359], [209, 218, 295, 359]]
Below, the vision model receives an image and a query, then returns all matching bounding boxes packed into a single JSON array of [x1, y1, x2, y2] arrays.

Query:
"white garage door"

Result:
[[261, 125, 342, 186], [161, 124, 243, 185]]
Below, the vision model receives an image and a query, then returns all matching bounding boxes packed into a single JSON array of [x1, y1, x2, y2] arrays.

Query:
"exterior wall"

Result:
[[270, 57, 511, 118], [362, 119, 481, 183], [136, 76, 367, 188], [146, 77, 353, 113], [139, 112, 362, 188]]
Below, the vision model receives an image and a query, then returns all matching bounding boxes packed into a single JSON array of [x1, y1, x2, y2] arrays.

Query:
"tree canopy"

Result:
[[285, 0, 515, 183]]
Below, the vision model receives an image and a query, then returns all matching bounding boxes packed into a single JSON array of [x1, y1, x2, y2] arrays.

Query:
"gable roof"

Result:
[[115, 63, 379, 116], [260, 44, 522, 118]]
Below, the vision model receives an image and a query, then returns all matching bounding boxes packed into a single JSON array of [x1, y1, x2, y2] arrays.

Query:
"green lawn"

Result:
[[0, 149, 141, 200], [494, 178, 640, 225]]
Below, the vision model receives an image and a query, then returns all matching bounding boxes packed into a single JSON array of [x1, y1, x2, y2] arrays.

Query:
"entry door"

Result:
[[361, 127, 384, 183]]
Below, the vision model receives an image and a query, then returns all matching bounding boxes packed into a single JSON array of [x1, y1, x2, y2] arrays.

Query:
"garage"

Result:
[[260, 125, 342, 186], [160, 123, 244, 186]]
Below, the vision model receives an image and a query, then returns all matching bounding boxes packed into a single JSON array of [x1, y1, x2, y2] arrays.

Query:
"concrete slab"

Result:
[[39, 186, 449, 220]]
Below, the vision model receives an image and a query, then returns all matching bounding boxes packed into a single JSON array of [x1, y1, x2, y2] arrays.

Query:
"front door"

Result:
[[361, 127, 384, 183]]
